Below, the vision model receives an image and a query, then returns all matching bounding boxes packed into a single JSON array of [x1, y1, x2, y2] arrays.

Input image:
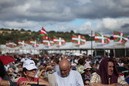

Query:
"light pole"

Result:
[[91, 30, 93, 56]]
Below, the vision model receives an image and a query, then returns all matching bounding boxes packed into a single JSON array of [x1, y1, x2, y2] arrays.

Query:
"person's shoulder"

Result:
[[70, 70, 81, 75], [71, 69, 81, 73], [53, 71, 58, 75], [53, 71, 60, 77], [17, 77, 27, 85], [71, 70, 78, 72]]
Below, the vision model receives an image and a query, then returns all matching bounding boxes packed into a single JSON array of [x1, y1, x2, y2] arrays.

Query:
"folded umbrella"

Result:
[[0, 56, 15, 65]]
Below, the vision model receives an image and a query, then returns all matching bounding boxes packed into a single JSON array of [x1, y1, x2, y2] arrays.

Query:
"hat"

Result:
[[84, 63, 91, 69], [23, 59, 37, 70]]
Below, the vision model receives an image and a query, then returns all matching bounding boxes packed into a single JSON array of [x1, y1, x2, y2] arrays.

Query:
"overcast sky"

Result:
[[0, 0, 129, 35]]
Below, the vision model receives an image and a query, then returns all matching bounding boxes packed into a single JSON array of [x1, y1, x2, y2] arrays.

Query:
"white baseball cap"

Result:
[[23, 59, 37, 70]]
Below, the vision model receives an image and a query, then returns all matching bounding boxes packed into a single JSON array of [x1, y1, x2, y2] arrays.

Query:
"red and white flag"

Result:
[[18, 41, 26, 46], [113, 31, 128, 44], [94, 32, 110, 44], [53, 37, 65, 46], [42, 40, 54, 46], [42, 36, 49, 40], [39, 27, 47, 37], [6, 42, 17, 48], [30, 40, 38, 47], [72, 35, 86, 45]]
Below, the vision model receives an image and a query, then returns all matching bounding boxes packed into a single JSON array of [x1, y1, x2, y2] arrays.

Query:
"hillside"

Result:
[[0, 28, 90, 44]]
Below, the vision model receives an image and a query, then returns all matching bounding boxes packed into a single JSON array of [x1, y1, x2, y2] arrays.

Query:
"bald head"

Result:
[[59, 59, 71, 68], [59, 59, 71, 77]]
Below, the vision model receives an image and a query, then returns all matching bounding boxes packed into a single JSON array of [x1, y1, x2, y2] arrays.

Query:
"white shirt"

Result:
[[54, 70, 84, 86]]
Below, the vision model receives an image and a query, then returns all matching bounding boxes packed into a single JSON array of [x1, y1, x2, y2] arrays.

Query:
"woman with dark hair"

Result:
[[0, 60, 7, 78], [0, 60, 16, 86], [90, 58, 128, 86]]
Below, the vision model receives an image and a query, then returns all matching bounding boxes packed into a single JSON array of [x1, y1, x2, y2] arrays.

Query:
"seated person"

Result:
[[0, 60, 17, 86], [17, 59, 49, 86], [90, 58, 128, 86]]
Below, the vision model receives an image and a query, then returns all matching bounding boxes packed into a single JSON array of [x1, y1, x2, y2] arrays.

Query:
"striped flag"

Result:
[[53, 37, 65, 46], [39, 27, 47, 37], [113, 31, 128, 44], [71, 35, 86, 45], [42, 40, 54, 46], [18, 40, 26, 46], [30, 40, 38, 47], [42, 36, 54, 46], [6, 42, 17, 48], [94, 32, 110, 44], [42, 36, 49, 40]]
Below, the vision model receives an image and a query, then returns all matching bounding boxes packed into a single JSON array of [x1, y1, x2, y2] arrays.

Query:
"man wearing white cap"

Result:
[[17, 59, 49, 86]]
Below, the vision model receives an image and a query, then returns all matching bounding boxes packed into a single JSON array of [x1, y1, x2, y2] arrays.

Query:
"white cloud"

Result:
[[0, 0, 129, 34], [1, 20, 40, 30], [100, 17, 129, 30], [102, 18, 120, 30]]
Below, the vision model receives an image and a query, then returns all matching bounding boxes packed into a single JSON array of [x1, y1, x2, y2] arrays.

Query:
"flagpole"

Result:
[[91, 30, 93, 56], [113, 48, 115, 58], [125, 45, 126, 57]]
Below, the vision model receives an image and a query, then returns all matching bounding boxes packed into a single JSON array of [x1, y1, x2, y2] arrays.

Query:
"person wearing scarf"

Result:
[[90, 57, 128, 86]]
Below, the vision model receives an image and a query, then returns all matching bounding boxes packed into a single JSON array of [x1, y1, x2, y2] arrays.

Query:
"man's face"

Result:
[[108, 61, 114, 76], [60, 66, 70, 77]]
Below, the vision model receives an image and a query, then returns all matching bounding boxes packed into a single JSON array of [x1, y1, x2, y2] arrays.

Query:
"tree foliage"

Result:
[[0, 28, 91, 44]]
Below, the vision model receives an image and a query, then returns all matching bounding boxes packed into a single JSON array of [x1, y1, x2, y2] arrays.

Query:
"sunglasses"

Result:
[[28, 69, 37, 72]]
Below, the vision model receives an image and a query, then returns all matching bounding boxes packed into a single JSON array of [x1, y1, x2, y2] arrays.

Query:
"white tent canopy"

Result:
[[0, 40, 129, 54]]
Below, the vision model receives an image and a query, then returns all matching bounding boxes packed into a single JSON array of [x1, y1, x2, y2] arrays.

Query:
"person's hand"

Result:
[[19, 81, 31, 86], [90, 83, 117, 86], [38, 78, 50, 86]]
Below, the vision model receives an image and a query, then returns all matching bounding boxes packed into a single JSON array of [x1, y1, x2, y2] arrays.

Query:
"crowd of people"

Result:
[[0, 53, 129, 86]]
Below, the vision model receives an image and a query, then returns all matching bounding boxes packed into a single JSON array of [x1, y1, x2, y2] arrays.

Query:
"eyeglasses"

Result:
[[85, 83, 89, 85], [28, 69, 37, 72]]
